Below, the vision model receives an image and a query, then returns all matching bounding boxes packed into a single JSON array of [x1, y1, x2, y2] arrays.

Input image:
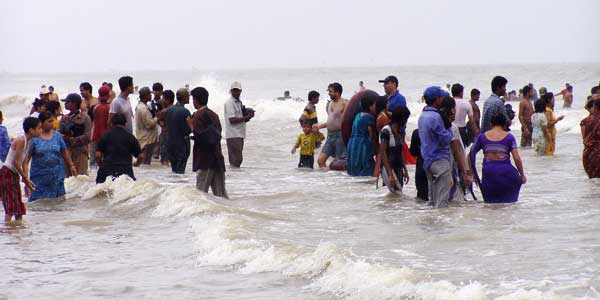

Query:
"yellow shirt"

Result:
[[294, 132, 324, 155], [52, 118, 60, 130]]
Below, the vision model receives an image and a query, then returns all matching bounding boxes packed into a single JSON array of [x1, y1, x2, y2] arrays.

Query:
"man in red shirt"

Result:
[[91, 85, 111, 166]]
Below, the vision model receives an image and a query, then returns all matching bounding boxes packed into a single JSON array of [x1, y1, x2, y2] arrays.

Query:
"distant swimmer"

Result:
[[518, 85, 535, 148], [1, 117, 41, 223], [299, 90, 320, 127], [276, 91, 292, 101], [358, 81, 366, 92], [317, 83, 347, 168], [555, 83, 573, 108]]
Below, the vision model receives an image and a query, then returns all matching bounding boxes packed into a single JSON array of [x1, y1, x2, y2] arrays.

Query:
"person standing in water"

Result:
[[410, 128, 428, 201], [292, 123, 325, 169], [166, 88, 192, 174], [157, 90, 175, 166], [580, 95, 600, 178], [1, 117, 41, 223], [0, 111, 10, 162], [518, 85, 535, 147], [380, 106, 411, 193], [317, 83, 348, 168], [469, 113, 526, 203], [109, 76, 135, 134], [60, 93, 92, 177], [299, 91, 320, 127], [481, 76, 510, 133], [224, 81, 254, 168], [542, 92, 565, 156], [556, 83, 573, 109], [379, 75, 406, 112], [134, 87, 158, 166], [191, 87, 229, 198], [80, 82, 98, 116], [26, 112, 77, 202], [95, 113, 141, 183], [532, 99, 550, 156], [418, 86, 453, 208], [452, 83, 479, 147], [346, 96, 377, 176], [467, 89, 481, 145]]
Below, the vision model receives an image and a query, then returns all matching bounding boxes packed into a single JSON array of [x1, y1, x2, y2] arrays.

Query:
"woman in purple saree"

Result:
[[469, 113, 527, 203]]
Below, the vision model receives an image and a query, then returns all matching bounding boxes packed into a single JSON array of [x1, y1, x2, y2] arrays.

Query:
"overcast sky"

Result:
[[1, 0, 599, 73]]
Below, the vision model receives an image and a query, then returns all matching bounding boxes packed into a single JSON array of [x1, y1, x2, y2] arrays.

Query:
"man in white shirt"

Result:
[[451, 83, 479, 146], [224, 81, 254, 167]]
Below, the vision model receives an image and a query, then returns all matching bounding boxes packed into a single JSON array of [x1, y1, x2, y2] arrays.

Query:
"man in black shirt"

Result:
[[166, 88, 192, 174], [95, 113, 141, 183]]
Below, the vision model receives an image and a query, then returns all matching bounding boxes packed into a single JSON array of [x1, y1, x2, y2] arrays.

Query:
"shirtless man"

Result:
[[317, 82, 347, 168], [556, 83, 573, 108], [467, 88, 481, 142], [518, 85, 535, 147], [80, 82, 99, 115]]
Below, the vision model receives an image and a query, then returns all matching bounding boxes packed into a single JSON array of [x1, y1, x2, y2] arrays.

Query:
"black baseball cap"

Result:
[[378, 75, 398, 85], [61, 93, 83, 105]]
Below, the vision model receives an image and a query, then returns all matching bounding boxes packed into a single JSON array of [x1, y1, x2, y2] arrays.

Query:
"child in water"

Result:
[[291, 123, 325, 169]]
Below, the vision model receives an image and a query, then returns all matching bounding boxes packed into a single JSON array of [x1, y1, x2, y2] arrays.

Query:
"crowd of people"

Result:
[[1, 74, 600, 222]]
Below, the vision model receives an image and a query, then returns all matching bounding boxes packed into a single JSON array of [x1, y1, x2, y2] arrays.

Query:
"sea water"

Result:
[[0, 64, 599, 300]]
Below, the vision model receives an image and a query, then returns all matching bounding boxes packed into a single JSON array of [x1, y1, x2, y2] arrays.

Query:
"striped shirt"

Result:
[[481, 94, 509, 133]]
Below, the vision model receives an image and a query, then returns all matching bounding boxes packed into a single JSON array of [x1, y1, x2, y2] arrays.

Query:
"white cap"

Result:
[[230, 81, 242, 90], [40, 86, 50, 95]]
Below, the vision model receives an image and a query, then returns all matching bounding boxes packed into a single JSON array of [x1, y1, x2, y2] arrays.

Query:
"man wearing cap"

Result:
[[418, 86, 454, 208], [60, 93, 92, 177], [30, 86, 51, 117], [379, 76, 407, 112], [481, 76, 510, 133], [224, 81, 254, 168], [166, 88, 192, 174], [109, 76, 135, 134], [91, 86, 111, 169], [134, 87, 158, 166]]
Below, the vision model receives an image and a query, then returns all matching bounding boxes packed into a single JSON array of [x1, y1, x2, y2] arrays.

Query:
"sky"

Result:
[[1, 0, 599, 73]]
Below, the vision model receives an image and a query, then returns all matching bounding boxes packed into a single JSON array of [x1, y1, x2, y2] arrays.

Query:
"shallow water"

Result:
[[1, 64, 600, 300]]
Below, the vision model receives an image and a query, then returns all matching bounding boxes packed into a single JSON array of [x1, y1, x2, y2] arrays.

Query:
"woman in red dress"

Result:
[[581, 96, 600, 178]]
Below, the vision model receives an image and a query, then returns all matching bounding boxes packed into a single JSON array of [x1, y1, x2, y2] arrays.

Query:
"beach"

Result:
[[1, 64, 599, 300]]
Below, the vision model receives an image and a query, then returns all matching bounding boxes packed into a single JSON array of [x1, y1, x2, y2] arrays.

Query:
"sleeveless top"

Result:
[[3, 135, 29, 173]]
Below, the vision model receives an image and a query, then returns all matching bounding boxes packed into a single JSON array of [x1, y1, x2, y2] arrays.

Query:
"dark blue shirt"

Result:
[[388, 91, 407, 111], [0, 125, 10, 162], [166, 102, 192, 147], [417, 106, 453, 170]]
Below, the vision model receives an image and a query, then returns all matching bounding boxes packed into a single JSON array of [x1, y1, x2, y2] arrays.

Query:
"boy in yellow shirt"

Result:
[[291, 123, 324, 168]]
